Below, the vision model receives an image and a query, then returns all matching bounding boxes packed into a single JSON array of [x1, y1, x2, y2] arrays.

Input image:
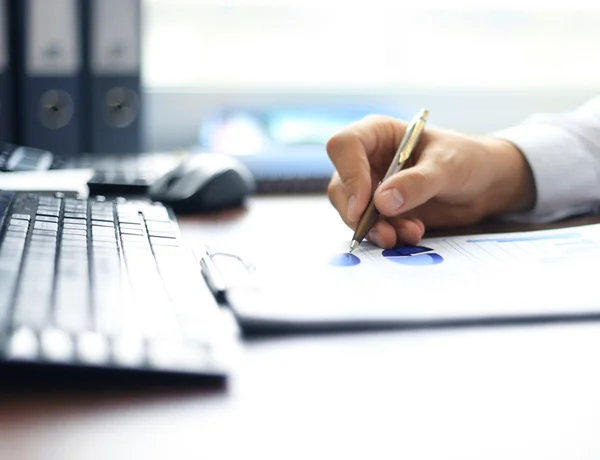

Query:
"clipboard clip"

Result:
[[199, 246, 256, 301]]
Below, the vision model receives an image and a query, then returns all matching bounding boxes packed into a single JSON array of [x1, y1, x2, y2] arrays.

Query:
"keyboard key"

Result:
[[92, 226, 115, 236], [1, 235, 27, 247], [150, 237, 179, 247], [62, 228, 87, 236], [0, 269, 19, 325], [64, 212, 87, 219], [119, 223, 142, 230], [40, 329, 74, 362], [11, 214, 31, 221], [34, 221, 58, 232], [39, 197, 61, 208], [5, 327, 39, 361], [38, 202, 61, 211], [0, 240, 26, 258], [91, 215, 114, 223], [60, 239, 88, 248], [64, 204, 87, 212], [77, 332, 109, 365], [147, 230, 176, 239], [112, 335, 146, 367], [12, 290, 52, 330], [11, 201, 38, 216], [32, 229, 57, 237], [61, 234, 87, 242], [120, 228, 144, 236], [63, 218, 87, 225], [116, 215, 140, 225], [63, 223, 87, 230], [6, 225, 28, 235], [36, 207, 60, 217], [9, 218, 29, 227], [94, 281, 127, 337], [94, 235, 117, 246], [54, 259, 91, 332], [28, 246, 56, 257], [12, 255, 55, 329], [121, 234, 145, 242], [92, 241, 118, 250], [35, 215, 59, 223], [142, 207, 171, 222], [30, 232, 55, 240], [90, 221, 114, 228]]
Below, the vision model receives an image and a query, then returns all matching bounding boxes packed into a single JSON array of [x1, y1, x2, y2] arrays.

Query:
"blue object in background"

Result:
[[197, 107, 411, 185]]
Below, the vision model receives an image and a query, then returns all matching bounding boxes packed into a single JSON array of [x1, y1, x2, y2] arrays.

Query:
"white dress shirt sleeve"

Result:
[[492, 96, 600, 223]]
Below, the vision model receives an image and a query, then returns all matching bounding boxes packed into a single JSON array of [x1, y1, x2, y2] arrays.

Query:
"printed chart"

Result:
[[381, 245, 444, 266]]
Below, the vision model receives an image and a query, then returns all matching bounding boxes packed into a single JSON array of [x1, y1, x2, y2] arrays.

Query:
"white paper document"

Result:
[[220, 223, 600, 332], [0, 169, 93, 195]]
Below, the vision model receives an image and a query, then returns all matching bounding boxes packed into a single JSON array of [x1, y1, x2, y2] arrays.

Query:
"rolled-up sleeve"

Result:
[[493, 96, 600, 223]]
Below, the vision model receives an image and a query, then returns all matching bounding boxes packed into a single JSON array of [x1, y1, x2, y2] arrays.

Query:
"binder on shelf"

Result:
[[85, 0, 143, 154], [0, 0, 15, 142], [15, 0, 84, 156]]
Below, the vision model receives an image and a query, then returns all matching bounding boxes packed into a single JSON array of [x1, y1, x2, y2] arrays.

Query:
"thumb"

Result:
[[373, 162, 445, 217]]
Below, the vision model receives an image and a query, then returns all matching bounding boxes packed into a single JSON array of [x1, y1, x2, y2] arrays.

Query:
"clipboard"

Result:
[[198, 223, 600, 337]]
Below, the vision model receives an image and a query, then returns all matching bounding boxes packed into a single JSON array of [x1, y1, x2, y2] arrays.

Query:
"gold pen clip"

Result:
[[398, 109, 429, 164]]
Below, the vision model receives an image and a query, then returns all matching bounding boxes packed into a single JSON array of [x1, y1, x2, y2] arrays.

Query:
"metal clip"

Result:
[[200, 246, 256, 299]]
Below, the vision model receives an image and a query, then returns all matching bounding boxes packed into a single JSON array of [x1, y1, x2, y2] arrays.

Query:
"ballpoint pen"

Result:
[[349, 108, 429, 252]]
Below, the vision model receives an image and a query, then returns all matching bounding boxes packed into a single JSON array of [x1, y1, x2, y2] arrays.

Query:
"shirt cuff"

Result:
[[492, 123, 600, 223]]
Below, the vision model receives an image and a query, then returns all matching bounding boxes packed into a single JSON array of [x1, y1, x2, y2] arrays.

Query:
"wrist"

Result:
[[480, 137, 536, 217]]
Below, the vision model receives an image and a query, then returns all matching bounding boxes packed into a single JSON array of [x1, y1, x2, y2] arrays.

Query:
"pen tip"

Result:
[[349, 240, 359, 253], [419, 108, 429, 121]]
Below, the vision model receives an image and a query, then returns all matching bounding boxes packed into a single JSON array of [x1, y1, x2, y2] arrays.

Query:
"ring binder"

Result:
[[85, 0, 143, 154], [14, 0, 85, 156], [0, 0, 14, 142]]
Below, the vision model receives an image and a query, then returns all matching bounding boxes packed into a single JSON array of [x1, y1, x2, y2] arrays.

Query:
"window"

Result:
[[141, 1, 600, 150], [144, 0, 600, 90]]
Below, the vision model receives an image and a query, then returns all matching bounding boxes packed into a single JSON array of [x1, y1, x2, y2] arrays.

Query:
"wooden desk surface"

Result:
[[2, 195, 600, 460]]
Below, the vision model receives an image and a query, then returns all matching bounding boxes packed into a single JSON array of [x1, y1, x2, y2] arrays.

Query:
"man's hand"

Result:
[[326, 115, 536, 248]]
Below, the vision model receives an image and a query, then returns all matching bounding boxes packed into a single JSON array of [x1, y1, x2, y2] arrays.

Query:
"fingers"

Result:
[[327, 114, 436, 249], [330, 171, 426, 248], [366, 220, 398, 249], [327, 115, 406, 223], [327, 172, 356, 229], [373, 161, 446, 218], [394, 217, 426, 246]]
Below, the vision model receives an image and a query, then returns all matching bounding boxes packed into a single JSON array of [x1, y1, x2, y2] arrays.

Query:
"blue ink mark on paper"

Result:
[[329, 253, 361, 266]]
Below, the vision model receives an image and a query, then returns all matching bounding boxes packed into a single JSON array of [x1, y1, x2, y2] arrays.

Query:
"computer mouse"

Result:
[[148, 153, 255, 214]]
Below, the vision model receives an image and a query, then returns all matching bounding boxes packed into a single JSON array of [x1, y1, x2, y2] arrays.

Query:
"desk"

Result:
[[2, 195, 600, 460]]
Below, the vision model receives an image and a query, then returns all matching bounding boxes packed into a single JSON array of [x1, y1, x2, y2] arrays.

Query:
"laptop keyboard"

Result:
[[0, 191, 230, 380]]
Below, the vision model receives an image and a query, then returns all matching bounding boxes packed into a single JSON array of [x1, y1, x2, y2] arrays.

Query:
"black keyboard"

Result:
[[0, 191, 231, 381], [0, 143, 55, 172]]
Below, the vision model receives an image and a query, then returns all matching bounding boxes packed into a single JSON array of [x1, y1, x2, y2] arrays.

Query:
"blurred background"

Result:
[[3, 0, 599, 192], [143, 0, 600, 154]]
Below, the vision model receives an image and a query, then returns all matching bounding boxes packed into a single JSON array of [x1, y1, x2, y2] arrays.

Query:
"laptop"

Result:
[[0, 187, 235, 384]]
